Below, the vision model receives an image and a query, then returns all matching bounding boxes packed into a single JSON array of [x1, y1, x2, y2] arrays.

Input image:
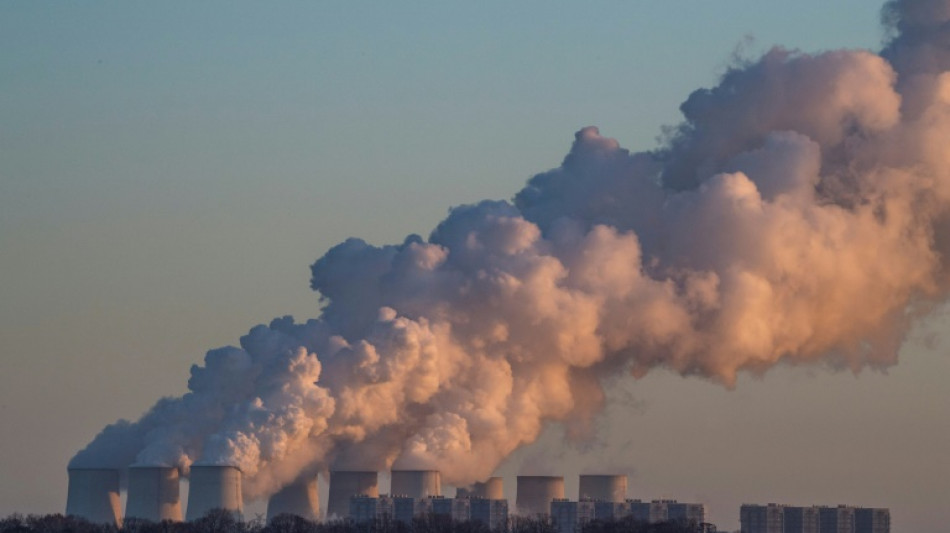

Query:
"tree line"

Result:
[[0, 511, 714, 533]]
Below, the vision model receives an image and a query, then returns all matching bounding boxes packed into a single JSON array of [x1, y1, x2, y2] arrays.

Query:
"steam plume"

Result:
[[72, 0, 950, 502]]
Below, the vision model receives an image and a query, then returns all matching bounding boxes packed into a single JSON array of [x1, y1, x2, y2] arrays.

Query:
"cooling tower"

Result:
[[578, 475, 627, 502], [456, 477, 504, 499], [390, 470, 441, 499], [266, 476, 320, 522], [327, 471, 379, 519], [516, 476, 564, 516], [185, 465, 243, 521], [126, 466, 183, 522], [66, 468, 122, 526]]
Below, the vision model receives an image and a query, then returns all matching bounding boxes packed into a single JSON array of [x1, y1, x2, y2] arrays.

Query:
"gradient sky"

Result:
[[1, 2, 947, 531]]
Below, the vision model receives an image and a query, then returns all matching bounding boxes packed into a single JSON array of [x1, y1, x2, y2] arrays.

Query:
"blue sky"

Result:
[[3, 2, 946, 531]]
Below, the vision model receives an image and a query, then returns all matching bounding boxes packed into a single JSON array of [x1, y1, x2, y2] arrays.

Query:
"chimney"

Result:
[[456, 477, 504, 500], [185, 465, 243, 521], [390, 470, 441, 499], [126, 466, 182, 522], [578, 475, 627, 502], [516, 476, 564, 516], [327, 471, 378, 519], [266, 476, 320, 523], [66, 468, 122, 526]]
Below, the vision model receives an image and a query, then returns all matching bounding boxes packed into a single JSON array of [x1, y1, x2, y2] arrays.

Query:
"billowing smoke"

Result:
[[72, 0, 950, 501]]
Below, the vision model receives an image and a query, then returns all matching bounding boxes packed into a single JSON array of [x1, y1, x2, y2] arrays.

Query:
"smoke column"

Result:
[[71, 0, 950, 502]]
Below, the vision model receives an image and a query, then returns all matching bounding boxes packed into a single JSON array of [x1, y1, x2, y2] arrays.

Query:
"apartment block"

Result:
[[740, 503, 888, 533]]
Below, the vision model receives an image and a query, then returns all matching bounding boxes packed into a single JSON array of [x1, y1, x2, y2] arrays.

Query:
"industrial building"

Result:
[[554, 474, 622, 533], [126, 466, 182, 522], [66, 465, 242, 525], [854, 508, 890, 533], [457, 477, 504, 500], [266, 476, 320, 522], [578, 475, 627, 502], [551, 499, 595, 533], [783, 506, 820, 533], [629, 500, 703, 525], [185, 465, 243, 521], [547, 474, 703, 533], [516, 476, 565, 516], [346, 471, 507, 529], [415, 495, 469, 522], [448, 497, 472, 523], [349, 494, 381, 523], [64, 465, 712, 531], [344, 470, 512, 531], [627, 500, 651, 522], [818, 506, 854, 533], [740, 504, 786, 533], [667, 501, 706, 524], [592, 501, 627, 521], [350, 493, 417, 523], [391, 470, 442, 499], [65, 468, 122, 526], [470, 497, 510, 531], [67, 466, 465, 526], [552, 498, 705, 532], [327, 471, 379, 519], [740, 503, 889, 533], [349, 494, 509, 530]]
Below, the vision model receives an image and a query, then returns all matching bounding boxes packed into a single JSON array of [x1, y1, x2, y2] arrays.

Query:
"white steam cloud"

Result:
[[72, 0, 950, 502]]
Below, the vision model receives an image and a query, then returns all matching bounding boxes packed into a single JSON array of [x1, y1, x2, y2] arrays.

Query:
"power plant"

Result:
[[58, 463, 895, 532], [65, 468, 122, 526], [351, 473, 507, 531], [516, 476, 564, 516], [59, 467, 654, 524], [185, 465, 243, 521], [327, 470, 379, 519], [390, 470, 441, 498], [456, 477, 504, 500], [578, 475, 626, 502], [266, 476, 320, 523], [125, 466, 183, 522]]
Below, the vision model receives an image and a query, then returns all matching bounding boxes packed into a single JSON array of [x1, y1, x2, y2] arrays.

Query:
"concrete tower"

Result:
[[456, 477, 504, 500], [327, 471, 379, 519], [266, 476, 320, 522], [516, 476, 564, 516], [578, 475, 627, 502], [66, 468, 122, 526], [126, 466, 183, 522], [390, 470, 441, 499], [185, 465, 243, 521]]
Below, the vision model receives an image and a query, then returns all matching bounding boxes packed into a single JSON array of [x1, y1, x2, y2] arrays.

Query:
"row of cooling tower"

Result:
[[67, 466, 244, 526], [517, 475, 627, 515], [66, 467, 627, 526]]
